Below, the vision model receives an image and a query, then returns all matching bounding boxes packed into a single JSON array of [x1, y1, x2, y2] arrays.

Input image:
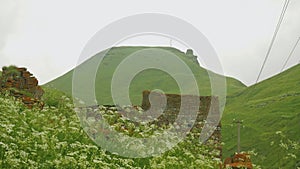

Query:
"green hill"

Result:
[[3, 44, 299, 168], [222, 64, 300, 168], [45, 46, 246, 105], [45, 46, 300, 167]]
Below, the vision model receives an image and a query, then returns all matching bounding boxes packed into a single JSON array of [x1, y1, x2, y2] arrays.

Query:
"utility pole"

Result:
[[233, 119, 243, 153]]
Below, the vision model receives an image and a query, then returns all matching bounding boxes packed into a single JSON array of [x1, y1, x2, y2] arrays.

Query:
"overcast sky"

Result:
[[0, 0, 300, 86]]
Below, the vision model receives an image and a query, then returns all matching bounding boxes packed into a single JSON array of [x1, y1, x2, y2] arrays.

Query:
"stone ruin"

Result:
[[77, 90, 222, 159], [186, 49, 199, 65], [141, 90, 222, 158], [0, 66, 44, 108]]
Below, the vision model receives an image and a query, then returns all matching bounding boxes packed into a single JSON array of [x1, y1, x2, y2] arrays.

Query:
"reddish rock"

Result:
[[0, 66, 44, 109]]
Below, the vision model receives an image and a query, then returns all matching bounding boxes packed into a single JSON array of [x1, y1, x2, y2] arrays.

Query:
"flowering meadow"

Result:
[[0, 89, 220, 168]]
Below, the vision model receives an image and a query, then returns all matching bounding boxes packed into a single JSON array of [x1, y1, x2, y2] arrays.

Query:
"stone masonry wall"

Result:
[[0, 66, 44, 108], [141, 90, 222, 158]]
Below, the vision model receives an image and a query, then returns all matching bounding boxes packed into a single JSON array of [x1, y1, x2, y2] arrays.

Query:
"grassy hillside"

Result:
[[1, 52, 299, 168], [44, 46, 300, 167], [45, 46, 246, 105], [222, 64, 300, 168]]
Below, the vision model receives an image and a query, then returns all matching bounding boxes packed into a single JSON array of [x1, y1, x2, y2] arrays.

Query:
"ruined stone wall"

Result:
[[141, 90, 222, 158], [0, 66, 44, 108], [79, 90, 222, 158]]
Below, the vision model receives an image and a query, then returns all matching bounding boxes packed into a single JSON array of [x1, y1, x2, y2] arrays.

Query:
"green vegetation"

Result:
[[0, 88, 220, 168], [42, 87, 72, 107], [0, 70, 2, 86], [10, 87, 34, 98], [2, 65, 20, 78], [3, 46, 299, 168], [222, 64, 300, 168], [45, 46, 246, 105], [46, 46, 299, 168]]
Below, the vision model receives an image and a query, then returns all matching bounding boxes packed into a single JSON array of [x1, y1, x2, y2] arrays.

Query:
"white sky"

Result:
[[0, 0, 300, 86]]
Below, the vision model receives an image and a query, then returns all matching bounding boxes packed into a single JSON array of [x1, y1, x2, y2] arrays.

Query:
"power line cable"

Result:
[[244, 0, 290, 105], [255, 0, 290, 84], [231, 2, 291, 146], [281, 37, 300, 72]]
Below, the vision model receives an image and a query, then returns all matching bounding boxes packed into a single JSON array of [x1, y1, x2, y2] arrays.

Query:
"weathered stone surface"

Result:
[[0, 66, 44, 108], [142, 90, 222, 158]]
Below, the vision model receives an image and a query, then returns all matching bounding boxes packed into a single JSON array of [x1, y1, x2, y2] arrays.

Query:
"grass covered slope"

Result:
[[45, 46, 246, 105], [222, 64, 300, 168]]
